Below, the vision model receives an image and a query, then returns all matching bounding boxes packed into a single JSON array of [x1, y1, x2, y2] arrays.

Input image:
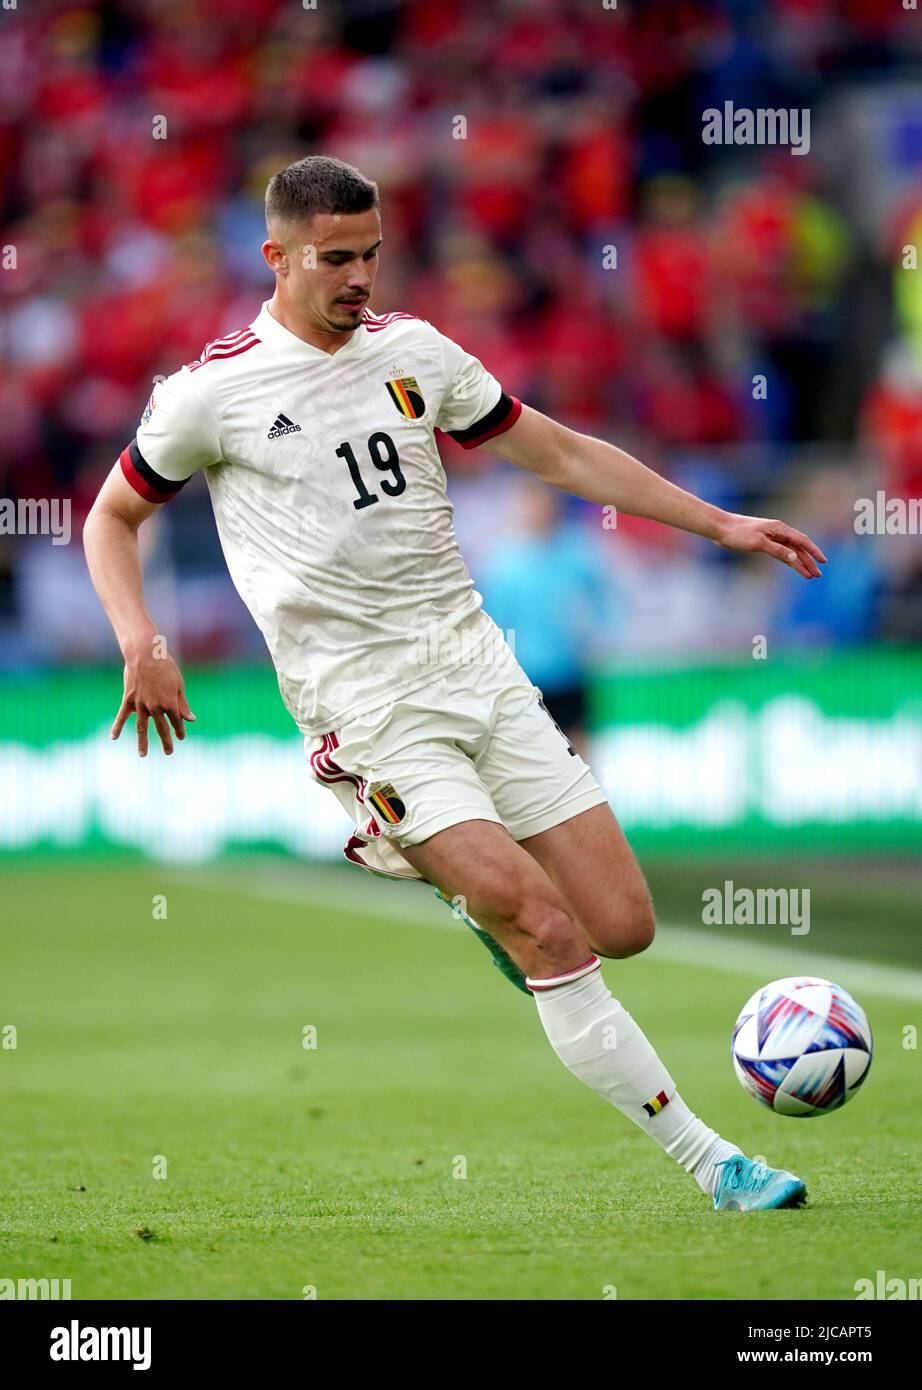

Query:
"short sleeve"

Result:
[[119, 366, 223, 503], [434, 331, 522, 449]]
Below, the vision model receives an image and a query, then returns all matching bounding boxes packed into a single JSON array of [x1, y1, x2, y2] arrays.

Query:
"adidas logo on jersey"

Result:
[[268, 413, 302, 439]]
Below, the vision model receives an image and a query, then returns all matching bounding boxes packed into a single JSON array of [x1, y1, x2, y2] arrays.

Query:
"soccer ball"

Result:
[[731, 976, 872, 1117]]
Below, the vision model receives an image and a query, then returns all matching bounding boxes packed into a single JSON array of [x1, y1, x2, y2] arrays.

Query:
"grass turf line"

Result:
[[0, 862, 919, 1300]]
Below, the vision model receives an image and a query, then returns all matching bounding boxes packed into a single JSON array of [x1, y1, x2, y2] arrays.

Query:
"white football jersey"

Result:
[[121, 301, 522, 734]]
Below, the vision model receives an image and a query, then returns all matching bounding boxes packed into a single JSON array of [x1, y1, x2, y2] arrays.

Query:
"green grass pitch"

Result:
[[1, 858, 920, 1300]]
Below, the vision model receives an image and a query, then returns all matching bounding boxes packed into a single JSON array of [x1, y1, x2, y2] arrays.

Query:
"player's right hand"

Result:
[[111, 648, 196, 757]]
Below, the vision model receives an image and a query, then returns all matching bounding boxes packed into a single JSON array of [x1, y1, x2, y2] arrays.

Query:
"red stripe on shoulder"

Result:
[[186, 331, 260, 372], [361, 310, 420, 333]]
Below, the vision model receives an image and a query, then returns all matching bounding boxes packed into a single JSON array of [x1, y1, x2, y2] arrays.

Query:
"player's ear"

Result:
[[261, 238, 288, 274]]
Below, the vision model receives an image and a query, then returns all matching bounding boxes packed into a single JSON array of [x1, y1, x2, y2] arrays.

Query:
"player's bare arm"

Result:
[[83, 465, 195, 757], [488, 403, 827, 581]]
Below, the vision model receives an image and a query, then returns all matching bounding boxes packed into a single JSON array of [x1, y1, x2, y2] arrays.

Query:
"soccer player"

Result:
[[84, 155, 825, 1213]]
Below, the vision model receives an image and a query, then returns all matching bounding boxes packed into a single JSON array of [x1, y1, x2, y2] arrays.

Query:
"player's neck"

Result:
[[267, 294, 357, 356]]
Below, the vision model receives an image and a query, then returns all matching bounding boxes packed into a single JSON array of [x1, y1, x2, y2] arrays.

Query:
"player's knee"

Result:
[[591, 894, 656, 959], [483, 878, 579, 961], [625, 898, 656, 955], [519, 899, 582, 964]]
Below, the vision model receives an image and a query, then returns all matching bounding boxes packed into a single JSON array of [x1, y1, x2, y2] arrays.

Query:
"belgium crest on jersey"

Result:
[[385, 375, 425, 420], [365, 781, 406, 825]]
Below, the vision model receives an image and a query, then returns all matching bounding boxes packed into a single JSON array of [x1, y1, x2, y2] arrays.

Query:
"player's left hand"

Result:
[[714, 514, 827, 579]]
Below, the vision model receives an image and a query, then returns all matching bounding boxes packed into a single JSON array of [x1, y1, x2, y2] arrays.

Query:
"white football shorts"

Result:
[[305, 608, 608, 880]]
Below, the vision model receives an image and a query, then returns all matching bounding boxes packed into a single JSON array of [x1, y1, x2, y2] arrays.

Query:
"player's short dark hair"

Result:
[[265, 155, 379, 231]]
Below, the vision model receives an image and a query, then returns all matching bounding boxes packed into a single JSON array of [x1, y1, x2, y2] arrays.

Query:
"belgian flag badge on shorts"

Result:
[[366, 782, 406, 826], [385, 376, 425, 420]]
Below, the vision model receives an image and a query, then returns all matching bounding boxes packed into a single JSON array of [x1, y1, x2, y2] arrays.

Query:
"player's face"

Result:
[[290, 209, 382, 333]]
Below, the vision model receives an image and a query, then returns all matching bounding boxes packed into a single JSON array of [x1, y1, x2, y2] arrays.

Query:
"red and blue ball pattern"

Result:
[[731, 976, 872, 1117]]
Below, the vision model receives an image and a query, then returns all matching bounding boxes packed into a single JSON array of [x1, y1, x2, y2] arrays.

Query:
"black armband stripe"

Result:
[[447, 392, 522, 449], [130, 439, 188, 494], [120, 439, 187, 503]]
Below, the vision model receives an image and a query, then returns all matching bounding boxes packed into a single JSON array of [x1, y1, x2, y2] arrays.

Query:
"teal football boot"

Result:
[[433, 887, 530, 995], [713, 1154, 807, 1211]]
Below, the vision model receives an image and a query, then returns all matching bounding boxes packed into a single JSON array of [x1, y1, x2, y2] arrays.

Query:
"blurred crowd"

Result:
[[1, 0, 922, 680]]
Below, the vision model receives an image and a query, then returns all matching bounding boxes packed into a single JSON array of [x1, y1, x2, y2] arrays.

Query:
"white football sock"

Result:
[[527, 958, 741, 1196], [692, 1137, 744, 1196]]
